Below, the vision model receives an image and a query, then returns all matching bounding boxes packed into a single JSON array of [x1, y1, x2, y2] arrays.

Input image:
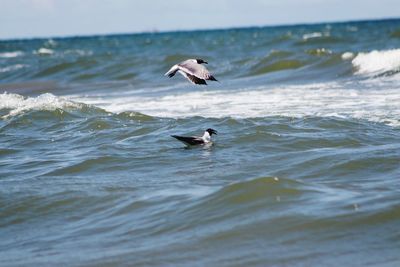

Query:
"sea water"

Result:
[[1, 19, 400, 266]]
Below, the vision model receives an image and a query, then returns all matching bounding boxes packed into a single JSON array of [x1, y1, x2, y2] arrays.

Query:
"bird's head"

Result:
[[206, 128, 218, 136], [196, 59, 208, 64]]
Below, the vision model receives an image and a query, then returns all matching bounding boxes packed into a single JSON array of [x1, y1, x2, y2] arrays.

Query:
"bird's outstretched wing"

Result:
[[165, 65, 179, 77], [179, 71, 207, 85], [171, 135, 204, 146], [178, 61, 216, 81]]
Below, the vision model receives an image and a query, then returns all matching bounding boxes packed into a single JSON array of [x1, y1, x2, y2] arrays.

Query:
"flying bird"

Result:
[[171, 128, 218, 146], [165, 59, 218, 85]]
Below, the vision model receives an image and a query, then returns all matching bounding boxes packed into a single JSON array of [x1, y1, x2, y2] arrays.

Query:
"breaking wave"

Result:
[[0, 51, 24, 58], [352, 49, 400, 76], [0, 93, 85, 118], [69, 82, 400, 127]]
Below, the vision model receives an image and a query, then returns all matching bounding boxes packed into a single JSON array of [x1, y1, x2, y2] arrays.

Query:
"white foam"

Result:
[[352, 49, 400, 75], [341, 52, 354, 60], [0, 51, 24, 58], [64, 49, 93, 56], [34, 48, 54, 55], [0, 93, 82, 118], [302, 32, 323, 40], [70, 82, 400, 127], [44, 39, 57, 47], [0, 64, 27, 73]]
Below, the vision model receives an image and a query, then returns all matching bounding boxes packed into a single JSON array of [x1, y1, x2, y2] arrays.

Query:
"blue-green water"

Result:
[[1, 19, 400, 266]]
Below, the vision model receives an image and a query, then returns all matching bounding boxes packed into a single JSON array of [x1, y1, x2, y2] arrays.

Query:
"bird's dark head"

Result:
[[196, 59, 208, 64], [206, 128, 218, 136]]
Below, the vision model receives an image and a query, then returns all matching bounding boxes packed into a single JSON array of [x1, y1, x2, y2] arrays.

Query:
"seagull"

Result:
[[165, 59, 218, 85], [171, 128, 218, 146]]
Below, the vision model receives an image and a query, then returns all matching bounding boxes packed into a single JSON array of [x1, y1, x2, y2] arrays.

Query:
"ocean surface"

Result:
[[1, 19, 400, 266]]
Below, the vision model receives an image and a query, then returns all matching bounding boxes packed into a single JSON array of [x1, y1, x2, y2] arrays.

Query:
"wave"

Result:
[[0, 51, 24, 58], [296, 35, 345, 45], [34, 48, 54, 55], [341, 52, 355, 60], [302, 32, 324, 40], [390, 29, 400, 38], [1, 46, 398, 85], [69, 82, 400, 127], [352, 49, 400, 76], [173, 176, 309, 229], [200, 176, 306, 206], [0, 64, 27, 73], [306, 48, 333, 56], [0, 93, 156, 122], [63, 49, 93, 57], [3, 78, 399, 128], [0, 93, 86, 118], [250, 59, 305, 76]]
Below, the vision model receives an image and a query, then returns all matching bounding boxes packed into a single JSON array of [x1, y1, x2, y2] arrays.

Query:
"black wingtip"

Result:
[[209, 76, 218, 82], [194, 79, 207, 85]]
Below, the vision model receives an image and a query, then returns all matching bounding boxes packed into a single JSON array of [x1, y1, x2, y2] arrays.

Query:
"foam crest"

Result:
[[0, 93, 82, 118], [302, 32, 323, 40], [34, 48, 54, 55], [0, 64, 26, 73], [0, 51, 24, 58], [352, 49, 400, 75], [71, 82, 400, 127], [341, 52, 354, 60]]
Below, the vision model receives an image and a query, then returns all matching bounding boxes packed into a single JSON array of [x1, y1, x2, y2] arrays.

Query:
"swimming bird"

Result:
[[171, 128, 218, 146], [165, 59, 218, 85]]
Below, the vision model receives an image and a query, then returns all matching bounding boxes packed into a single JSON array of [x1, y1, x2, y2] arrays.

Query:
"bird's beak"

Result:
[[204, 61, 208, 64]]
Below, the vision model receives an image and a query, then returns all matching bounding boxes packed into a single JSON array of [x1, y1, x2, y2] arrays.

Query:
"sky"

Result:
[[1, 0, 400, 40]]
